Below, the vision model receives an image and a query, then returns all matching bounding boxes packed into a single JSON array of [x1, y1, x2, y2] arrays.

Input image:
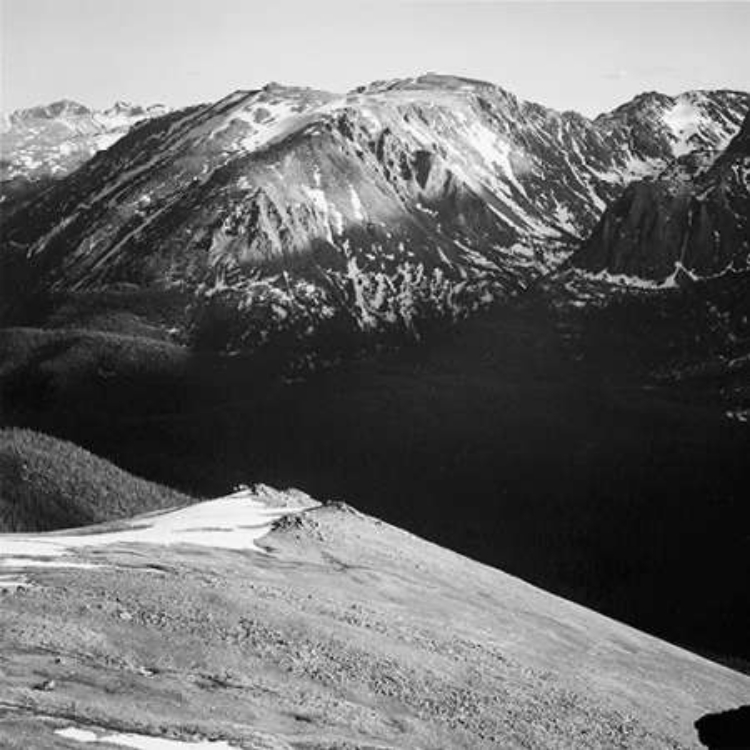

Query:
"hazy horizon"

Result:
[[2, 0, 749, 117]]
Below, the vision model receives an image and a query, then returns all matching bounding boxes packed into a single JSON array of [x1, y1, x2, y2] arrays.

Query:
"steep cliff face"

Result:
[[2, 77, 747, 351], [574, 113, 750, 282]]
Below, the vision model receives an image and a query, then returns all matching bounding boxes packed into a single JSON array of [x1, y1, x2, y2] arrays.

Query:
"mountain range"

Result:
[[2, 76, 748, 358], [1, 74, 749, 747], [0, 99, 168, 208]]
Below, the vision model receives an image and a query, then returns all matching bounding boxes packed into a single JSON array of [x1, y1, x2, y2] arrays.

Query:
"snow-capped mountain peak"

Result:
[[5, 99, 92, 126], [597, 88, 748, 160], [0, 98, 171, 191]]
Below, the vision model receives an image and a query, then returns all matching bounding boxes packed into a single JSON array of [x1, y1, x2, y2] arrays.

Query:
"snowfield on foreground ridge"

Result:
[[0, 485, 318, 571]]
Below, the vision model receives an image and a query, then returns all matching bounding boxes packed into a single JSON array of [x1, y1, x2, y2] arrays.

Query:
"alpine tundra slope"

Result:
[[1, 483, 748, 749]]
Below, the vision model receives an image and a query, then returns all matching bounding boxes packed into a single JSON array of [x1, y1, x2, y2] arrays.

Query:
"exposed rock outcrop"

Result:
[[574, 114, 750, 282]]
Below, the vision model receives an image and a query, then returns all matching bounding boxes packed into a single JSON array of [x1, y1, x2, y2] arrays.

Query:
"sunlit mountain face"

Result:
[[2, 77, 747, 360]]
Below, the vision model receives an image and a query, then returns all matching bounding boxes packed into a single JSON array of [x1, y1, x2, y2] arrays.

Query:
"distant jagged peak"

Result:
[[597, 88, 748, 122], [3, 97, 170, 128], [593, 87, 750, 161], [8, 99, 92, 124], [33, 99, 91, 118], [0, 97, 172, 189], [673, 88, 749, 106], [107, 100, 139, 113], [597, 91, 675, 122], [96, 100, 170, 127], [102, 100, 168, 119]]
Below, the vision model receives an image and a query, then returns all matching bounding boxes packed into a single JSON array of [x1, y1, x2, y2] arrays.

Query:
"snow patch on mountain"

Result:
[[0, 486, 318, 568], [56, 727, 241, 750], [663, 99, 706, 157]]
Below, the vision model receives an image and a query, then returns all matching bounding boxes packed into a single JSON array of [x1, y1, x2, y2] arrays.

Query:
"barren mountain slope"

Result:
[[1, 490, 747, 749]]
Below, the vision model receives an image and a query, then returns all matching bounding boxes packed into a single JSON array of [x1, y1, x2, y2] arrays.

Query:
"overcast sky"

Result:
[[2, 0, 748, 117]]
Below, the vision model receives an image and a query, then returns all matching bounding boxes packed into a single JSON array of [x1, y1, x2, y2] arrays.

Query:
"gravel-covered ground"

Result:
[[1, 497, 747, 749]]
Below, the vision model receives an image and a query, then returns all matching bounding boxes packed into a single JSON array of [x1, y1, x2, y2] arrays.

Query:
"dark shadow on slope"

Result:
[[0, 278, 748, 666], [0, 427, 192, 532], [696, 706, 750, 749]]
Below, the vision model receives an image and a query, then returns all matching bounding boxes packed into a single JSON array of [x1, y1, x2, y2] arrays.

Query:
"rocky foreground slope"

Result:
[[1, 487, 747, 749], [2, 78, 747, 352]]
